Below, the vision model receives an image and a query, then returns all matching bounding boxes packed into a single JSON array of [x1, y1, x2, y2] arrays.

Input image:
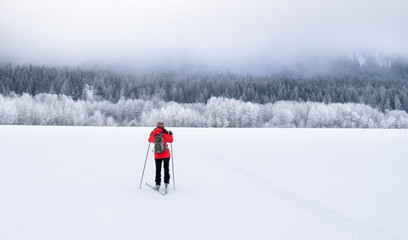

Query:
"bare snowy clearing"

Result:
[[0, 126, 407, 240]]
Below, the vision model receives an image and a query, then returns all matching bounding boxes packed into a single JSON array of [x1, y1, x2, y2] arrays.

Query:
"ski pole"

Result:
[[171, 142, 175, 190], [139, 143, 150, 188]]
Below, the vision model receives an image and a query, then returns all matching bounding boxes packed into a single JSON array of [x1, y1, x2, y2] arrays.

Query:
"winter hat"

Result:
[[157, 122, 165, 129]]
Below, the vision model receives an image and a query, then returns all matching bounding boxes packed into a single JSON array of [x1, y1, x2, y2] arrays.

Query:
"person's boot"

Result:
[[154, 184, 160, 190]]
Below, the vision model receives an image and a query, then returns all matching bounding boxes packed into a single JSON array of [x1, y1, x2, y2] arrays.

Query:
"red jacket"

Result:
[[148, 128, 173, 159]]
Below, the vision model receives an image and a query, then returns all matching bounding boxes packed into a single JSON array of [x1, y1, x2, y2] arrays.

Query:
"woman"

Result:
[[148, 122, 173, 190]]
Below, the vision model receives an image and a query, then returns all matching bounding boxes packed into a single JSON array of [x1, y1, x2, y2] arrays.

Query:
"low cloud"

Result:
[[1, 0, 407, 73]]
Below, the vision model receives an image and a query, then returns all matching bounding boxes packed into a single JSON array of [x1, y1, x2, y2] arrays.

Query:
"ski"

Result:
[[146, 182, 166, 195]]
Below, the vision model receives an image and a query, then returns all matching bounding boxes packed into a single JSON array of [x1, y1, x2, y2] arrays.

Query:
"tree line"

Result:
[[1, 93, 407, 128], [1, 60, 408, 113]]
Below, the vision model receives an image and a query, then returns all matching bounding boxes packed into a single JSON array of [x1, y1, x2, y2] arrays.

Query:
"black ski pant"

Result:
[[155, 158, 170, 186]]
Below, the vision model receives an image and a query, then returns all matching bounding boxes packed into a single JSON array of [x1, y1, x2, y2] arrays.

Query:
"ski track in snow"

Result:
[[183, 139, 397, 240], [219, 159, 392, 240]]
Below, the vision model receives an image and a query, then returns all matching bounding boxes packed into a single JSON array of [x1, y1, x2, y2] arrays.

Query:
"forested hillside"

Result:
[[1, 57, 408, 112], [2, 57, 408, 128]]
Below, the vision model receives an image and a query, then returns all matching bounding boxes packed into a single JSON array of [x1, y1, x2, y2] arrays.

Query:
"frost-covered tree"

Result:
[[0, 96, 18, 124], [1, 93, 408, 128], [2, 62, 408, 112]]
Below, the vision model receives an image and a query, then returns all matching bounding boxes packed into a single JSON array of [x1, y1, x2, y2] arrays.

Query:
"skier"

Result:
[[148, 122, 173, 190]]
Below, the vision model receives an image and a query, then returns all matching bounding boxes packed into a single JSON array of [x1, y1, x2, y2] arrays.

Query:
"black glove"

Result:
[[168, 131, 173, 135]]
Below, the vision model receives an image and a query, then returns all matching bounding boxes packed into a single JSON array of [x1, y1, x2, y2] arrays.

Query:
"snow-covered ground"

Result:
[[0, 126, 407, 240]]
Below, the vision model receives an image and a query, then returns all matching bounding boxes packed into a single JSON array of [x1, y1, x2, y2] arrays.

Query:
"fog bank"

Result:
[[1, 0, 407, 73]]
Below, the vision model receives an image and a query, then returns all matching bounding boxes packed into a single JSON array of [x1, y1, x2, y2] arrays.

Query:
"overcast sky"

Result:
[[1, 0, 407, 73]]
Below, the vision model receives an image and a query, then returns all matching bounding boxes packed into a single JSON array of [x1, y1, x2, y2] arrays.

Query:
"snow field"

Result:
[[0, 126, 407, 240]]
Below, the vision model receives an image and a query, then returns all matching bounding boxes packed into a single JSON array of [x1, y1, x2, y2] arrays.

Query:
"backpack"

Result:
[[154, 132, 167, 153]]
